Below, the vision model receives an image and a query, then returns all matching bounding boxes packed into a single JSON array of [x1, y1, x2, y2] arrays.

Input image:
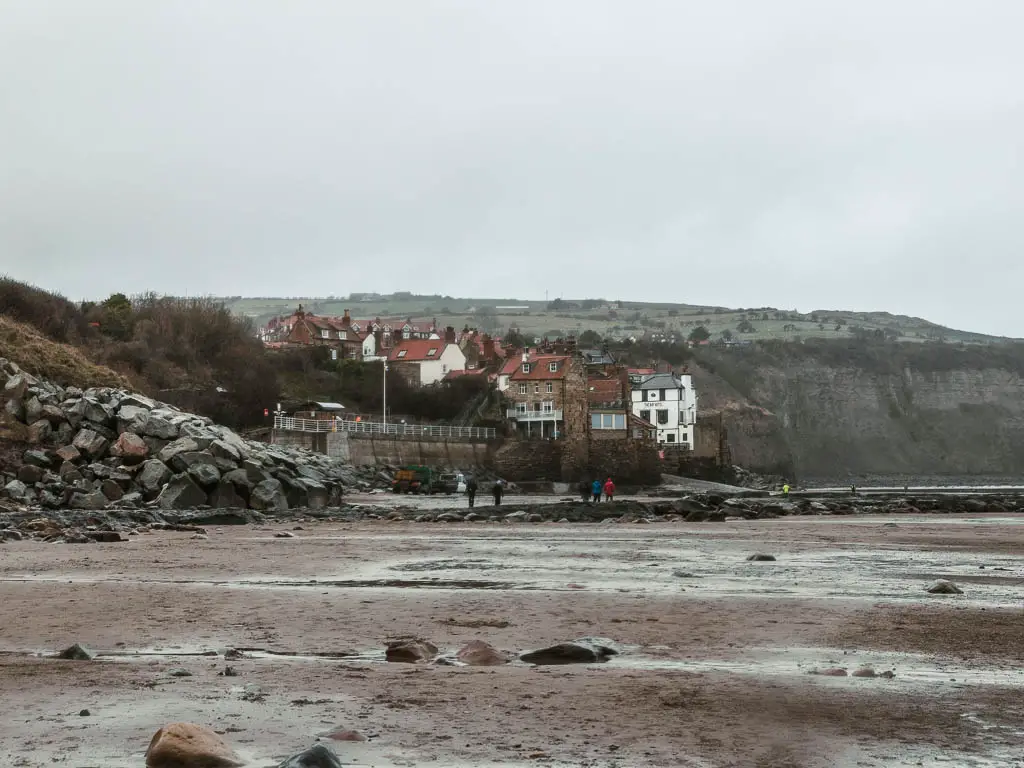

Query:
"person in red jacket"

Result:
[[603, 477, 615, 502]]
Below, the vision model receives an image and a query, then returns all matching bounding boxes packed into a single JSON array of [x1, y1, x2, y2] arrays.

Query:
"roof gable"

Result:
[[388, 340, 455, 362]]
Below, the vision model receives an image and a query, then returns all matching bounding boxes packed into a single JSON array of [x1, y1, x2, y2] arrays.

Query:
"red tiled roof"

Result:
[[443, 368, 487, 382], [587, 377, 624, 405], [498, 358, 521, 377], [388, 340, 450, 362], [509, 355, 570, 380]]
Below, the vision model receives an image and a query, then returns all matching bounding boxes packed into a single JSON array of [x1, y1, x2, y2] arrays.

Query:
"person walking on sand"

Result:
[[466, 475, 478, 508], [603, 477, 615, 502], [591, 478, 602, 503], [492, 479, 504, 506]]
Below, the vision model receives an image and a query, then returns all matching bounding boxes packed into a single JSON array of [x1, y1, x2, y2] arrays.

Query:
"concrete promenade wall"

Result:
[[271, 429, 496, 467]]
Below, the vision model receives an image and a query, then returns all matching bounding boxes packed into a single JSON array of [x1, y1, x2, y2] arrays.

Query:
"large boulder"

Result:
[[145, 722, 245, 768], [158, 438, 202, 467], [250, 479, 288, 512], [59, 461, 84, 483], [69, 490, 110, 510], [17, 464, 45, 485], [277, 744, 344, 768], [27, 419, 52, 444], [110, 432, 149, 464], [139, 413, 180, 440], [55, 445, 81, 463], [3, 479, 29, 501], [209, 439, 242, 464], [281, 476, 328, 509], [209, 480, 247, 509], [926, 579, 963, 595], [116, 404, 150, 432], [4, 372, 30, 400], [157, 474, 209, 510], [101, 479, 125, 501], [24, 396, 43, 424], [56, 643, 95, 660], [82, 398, 115, 427], [72, 429, 110, 460], [456, 640, 510, 666], [385, 638, 438, 663], [4, 397, 25, 421], [520, 639, 619, 665], [40, 403, 65, 424], [222, 469, 253, 496], [168, 450, 218, 473], [137, 460, 173, 498], [187, 462, 221, 490], [22, 449, 52, 468]]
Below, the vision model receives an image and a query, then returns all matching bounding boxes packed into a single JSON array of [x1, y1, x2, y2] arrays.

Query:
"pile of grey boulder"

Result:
[[0, 358, 355, 513]]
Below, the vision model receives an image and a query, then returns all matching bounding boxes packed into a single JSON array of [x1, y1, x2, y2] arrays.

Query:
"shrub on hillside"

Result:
[[0, 276, 95, 343]]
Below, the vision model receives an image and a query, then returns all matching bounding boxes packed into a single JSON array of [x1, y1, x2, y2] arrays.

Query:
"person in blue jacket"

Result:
[[591, 478, 602, 503]]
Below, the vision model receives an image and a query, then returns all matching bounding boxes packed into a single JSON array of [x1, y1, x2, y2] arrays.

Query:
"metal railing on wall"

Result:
[[273, 415, 496, 440]]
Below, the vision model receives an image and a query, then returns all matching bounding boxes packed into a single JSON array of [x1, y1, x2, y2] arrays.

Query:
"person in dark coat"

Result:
[[578, 478, 591, 501], [492, 479, 504, 506], [466, 476, 478, 507]]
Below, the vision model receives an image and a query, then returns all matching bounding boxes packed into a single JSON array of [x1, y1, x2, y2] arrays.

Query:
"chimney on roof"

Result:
[[444, 326, 456, 343], [296, 304, 305, 318], [482, 334, 494, 361], [342, 309, 351, 325]]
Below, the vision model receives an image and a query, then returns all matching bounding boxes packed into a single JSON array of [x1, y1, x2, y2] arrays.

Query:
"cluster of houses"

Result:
[[259, 307, 697, 449]]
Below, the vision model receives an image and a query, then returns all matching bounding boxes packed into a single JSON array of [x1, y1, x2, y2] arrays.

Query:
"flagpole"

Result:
[[383, 357, 388, 430]]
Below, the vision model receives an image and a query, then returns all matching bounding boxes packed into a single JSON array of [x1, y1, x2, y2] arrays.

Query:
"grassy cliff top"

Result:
[[219, 294, 1008, 346]]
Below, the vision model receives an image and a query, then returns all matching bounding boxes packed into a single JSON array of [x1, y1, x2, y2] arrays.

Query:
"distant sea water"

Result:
[[802, 474, 1024, 488]]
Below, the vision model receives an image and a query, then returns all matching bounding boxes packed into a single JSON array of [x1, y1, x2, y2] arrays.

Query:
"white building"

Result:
[[629, 372, 697, 447], [387, 340, 467, 386]]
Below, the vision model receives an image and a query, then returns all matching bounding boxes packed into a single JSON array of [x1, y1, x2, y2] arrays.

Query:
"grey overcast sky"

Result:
[[1, 2, 1022, 335]]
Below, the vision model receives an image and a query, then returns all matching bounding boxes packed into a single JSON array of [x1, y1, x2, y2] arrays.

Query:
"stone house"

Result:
[[504, 353, 587, 439]]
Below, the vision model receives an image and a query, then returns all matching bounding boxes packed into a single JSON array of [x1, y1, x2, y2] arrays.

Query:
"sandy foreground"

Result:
[[0, 510, 1022, 768]]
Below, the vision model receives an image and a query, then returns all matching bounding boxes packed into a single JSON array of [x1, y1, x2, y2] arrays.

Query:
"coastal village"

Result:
[[258, 306, 702, 473]]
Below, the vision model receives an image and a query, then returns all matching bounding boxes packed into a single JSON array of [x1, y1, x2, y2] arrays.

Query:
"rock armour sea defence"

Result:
[[0, 357, 355, 512]]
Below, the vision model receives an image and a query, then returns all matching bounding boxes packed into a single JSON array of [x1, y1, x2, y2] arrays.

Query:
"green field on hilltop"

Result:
[[218, 294, 1008, 345]]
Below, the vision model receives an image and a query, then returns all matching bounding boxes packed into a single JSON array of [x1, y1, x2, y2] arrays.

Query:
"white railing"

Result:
[[507, 409, 563, 421], [274, 416, 496, 440]]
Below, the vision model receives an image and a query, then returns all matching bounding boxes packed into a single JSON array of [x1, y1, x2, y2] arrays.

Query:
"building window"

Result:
[[518, 383, 527, 395], [442, 365, 448, 373], [592, 413, 626, 429], [522, 363, 530, 374], [640, 409, 651, 423], [534, 383, 540, 394], [397, 350, 407, 358], [330, 349, 338, 361], [546, 382, 553, 393], [548, 362, 558, 372], [321, 329, 329, 338], [543, 402, 553, 413], [516, 403, 527, 414], [666, 433, 676, 443], [657, 410, 669, 425], [648, 390, 659, 401]]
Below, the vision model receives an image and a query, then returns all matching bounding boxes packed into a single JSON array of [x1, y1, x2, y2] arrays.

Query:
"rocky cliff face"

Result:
[[692, 343, 1024, 481]]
